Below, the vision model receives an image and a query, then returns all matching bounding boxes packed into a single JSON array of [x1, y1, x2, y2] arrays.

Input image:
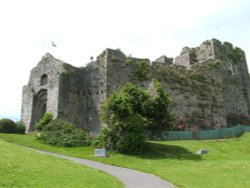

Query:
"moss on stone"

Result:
[[228, 47, 243, 63]]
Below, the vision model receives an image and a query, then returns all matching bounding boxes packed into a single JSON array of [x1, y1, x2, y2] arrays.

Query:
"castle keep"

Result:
[[21, 39, 250, 133]]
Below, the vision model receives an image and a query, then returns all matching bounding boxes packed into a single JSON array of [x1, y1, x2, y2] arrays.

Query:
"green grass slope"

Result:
[[1, 133, 250, 187], [0, 139, 123, 188]]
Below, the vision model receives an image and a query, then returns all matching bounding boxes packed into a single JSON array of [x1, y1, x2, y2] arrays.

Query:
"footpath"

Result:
[[35, 149, 175, 188]]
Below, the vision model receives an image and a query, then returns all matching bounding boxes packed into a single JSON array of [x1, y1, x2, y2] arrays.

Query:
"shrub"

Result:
[[92, 128, 113, 149], [38, 119, 91, 147], [35, 113, 53, 131], [144, 79, 173, 134], [15, 121, 26, 134], [97, 114, 146, 154], [113, 114, 146, 153], [0, 119, 25, 134], [0, 119, 17, 133], [99, 81, 173, 153], [132, 59, 151, 81]]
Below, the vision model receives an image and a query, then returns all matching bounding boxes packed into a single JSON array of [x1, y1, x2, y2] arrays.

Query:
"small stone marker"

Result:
[[196, 149, 208, 155], [94, 149, 107, 157]]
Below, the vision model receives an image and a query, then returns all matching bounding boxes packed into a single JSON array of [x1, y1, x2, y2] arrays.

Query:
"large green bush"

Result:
[[0, 119, 17, 133], [35, 113, 53, 131], [113, 114, 146, 153], [94, 114, 146, 153], [38, 119, 90, 147], [15, 121, 26, 134], [0, 119, 25, 134], [98, 80, 173, 153], [144, 79, 173, 134]]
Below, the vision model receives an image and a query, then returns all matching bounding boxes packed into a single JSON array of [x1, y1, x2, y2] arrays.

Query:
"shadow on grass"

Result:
[[129, 142, 201, 161]]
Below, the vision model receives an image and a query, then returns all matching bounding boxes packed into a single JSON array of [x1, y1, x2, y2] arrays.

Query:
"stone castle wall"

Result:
[[21, 53, 66, 131], [21, 39, 250, 133]]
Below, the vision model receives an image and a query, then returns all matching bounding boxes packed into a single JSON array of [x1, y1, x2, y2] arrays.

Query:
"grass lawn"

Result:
[[1, 133, 250, 188], [0, 139, 123, 188]]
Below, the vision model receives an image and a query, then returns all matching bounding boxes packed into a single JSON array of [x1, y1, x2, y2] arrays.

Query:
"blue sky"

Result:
[[0, 0, 250, 121]]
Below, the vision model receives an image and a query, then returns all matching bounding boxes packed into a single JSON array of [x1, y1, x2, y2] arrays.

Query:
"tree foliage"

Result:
[[15, 121, 26, 134], [145, 79, 173, 134], [0, 119, 25, 134], [132, 59, 150, 81], [98, 80, 173, 153]]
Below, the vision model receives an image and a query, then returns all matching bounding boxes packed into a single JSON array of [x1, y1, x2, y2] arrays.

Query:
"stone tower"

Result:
[[21, 53, 67, 131]]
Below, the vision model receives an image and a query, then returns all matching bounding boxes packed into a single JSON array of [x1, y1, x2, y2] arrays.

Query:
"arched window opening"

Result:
[[31, 89, 48, 131], [41, 74, 48, 86]]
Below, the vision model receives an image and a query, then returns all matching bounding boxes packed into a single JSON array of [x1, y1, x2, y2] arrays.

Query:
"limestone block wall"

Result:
[[21, 39, 250, 133], [196, 41, 215, 63], [172, 39, 250, 126], [105, 49, 130, 96], [57, 68, 85, 129], [21, 85, 33, 132], [174, 50, 193, 68], [221, 51, 250, 116], [105, 49, 151, 96], [154, 55, 173, 65], [21, 53, 66, 132], [150, 62, 227, 128]]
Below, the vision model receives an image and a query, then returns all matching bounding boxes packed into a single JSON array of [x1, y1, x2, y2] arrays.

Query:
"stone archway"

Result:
[[31, 89, 48, 131]]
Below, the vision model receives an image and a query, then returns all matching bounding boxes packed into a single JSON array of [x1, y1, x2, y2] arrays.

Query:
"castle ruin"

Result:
[[21, 39, 250, 133]]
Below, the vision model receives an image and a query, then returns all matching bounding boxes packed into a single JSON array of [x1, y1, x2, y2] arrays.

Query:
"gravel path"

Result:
[[34, 149, 175, 188]]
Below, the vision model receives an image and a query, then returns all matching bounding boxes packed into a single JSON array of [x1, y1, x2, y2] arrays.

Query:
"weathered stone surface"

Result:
[[154, 55, 173, 65], [21, 53, 66, 131], [21, 39, 250, 133]]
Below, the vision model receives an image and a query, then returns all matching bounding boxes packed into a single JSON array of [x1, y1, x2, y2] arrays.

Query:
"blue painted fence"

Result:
[[161, 124, 250, 141]]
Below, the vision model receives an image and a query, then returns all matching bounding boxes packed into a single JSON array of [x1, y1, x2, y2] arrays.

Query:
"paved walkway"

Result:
[[34, 149, 175, 188]]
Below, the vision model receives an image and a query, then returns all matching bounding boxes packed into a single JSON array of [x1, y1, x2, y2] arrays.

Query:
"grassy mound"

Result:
[[0, 139, 123, 188], [1, 133, 250, 187]]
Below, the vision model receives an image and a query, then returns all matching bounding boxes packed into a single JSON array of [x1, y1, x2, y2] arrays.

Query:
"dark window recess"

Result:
[[40, 74, 48, 86], [96, 92, 99, 95]]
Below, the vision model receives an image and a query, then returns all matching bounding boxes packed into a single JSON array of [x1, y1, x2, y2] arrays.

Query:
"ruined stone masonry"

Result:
[[21, 39, 250, 133]]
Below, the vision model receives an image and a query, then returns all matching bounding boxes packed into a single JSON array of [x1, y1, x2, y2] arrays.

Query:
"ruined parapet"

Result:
[[106, 48, 126, 62], [174, 40, 216, 68], [195, 40, 215, 63], [174, 47, 198, 68], [153, 55, 173, 65], [174, 39, 247, 69]]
